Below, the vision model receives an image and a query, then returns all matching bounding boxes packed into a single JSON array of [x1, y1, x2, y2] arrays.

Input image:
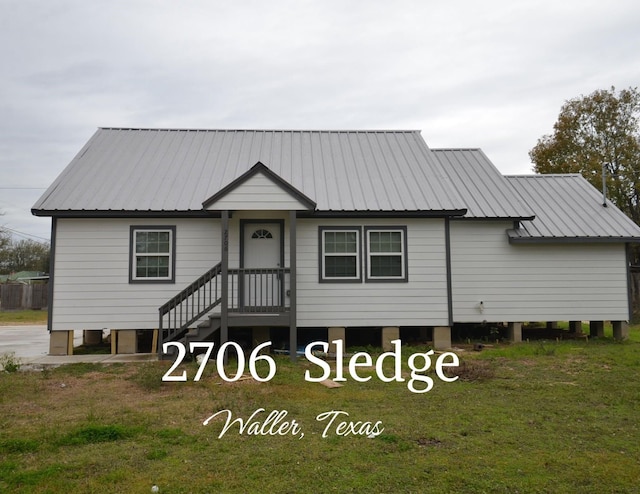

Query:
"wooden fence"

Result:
[[0, 283, 48, 311]]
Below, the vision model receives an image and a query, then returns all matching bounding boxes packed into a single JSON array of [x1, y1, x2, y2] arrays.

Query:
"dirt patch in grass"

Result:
[[443, 358, 495, 381], [416, 437, 443, 448]]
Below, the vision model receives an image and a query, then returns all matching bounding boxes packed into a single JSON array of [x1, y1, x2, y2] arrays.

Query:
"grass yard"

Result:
[[1, 330, 639, 493], [0, 310, 48, 326]]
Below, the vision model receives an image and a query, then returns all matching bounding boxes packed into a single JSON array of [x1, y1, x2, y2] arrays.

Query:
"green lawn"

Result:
[[0, 310, 48, 326], [1, 329, 639, 493]]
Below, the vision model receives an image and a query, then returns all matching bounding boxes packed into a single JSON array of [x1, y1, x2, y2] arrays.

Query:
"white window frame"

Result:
[[130, 226, 176, 283], [365, 227, 407, 282], [319, 227, 362, 283]]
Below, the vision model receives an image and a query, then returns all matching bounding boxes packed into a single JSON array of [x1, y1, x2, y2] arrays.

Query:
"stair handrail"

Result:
[[159, 262, 223, 345]]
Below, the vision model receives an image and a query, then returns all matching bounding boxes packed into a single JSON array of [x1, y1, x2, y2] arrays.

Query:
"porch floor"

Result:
[[219, 311, 291, 327]]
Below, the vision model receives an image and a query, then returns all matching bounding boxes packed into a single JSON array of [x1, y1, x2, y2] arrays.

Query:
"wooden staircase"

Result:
[[158, 262, 223, 350], [158, 263, 292, 354], [182, 315, 222, 348]]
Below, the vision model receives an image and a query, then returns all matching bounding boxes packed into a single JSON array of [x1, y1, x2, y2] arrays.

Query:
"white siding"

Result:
[[52, 218, 220, 330], [52, 215, 449, 331], [296, 218, 449, 327], [450, 221, 629, 322], [206, 173, 311, 211]]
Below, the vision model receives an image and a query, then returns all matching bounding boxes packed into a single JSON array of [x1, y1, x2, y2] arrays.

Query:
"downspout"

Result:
[[289, 210, 297, 362], [220, 210, 229, 361], [445, 217, 453, 327], [627, 243, 633, 322], [47, 217, 57, 333]]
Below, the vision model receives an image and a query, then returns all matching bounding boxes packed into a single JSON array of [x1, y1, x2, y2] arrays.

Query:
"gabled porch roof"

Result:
[[203, 162, 316, 212]]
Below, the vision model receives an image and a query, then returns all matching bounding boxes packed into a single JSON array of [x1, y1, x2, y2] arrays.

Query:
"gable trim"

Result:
[[202, 162, 317, 211]]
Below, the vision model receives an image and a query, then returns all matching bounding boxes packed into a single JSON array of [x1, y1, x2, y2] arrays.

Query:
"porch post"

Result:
[[289, 210, 297, 362], [221, 211, 229, 360]]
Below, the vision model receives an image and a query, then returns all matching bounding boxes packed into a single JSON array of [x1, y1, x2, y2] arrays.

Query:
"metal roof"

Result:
[[31, 128, 640, 242], [32, 128, 468, 216], [430, 148, 534, 219], [506, 174, 640, 242]]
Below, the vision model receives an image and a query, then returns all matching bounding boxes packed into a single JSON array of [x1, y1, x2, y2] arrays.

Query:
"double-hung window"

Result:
[[130, 226, 176, 283], [365, 227, 407, 282], [320, 227, 361, 282]]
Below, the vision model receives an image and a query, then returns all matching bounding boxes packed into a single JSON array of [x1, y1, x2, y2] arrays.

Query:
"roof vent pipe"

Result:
[[602, 163, 608, 207]]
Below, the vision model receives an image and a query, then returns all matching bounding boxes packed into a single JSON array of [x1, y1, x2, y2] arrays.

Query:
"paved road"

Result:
[[0, 326, 156, 365], [0, 325, 82, 358]]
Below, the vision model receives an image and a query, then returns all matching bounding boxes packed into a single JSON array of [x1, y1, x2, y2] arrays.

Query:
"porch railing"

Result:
[[228, 267, 291, 312], [159, 265, 291, 347]]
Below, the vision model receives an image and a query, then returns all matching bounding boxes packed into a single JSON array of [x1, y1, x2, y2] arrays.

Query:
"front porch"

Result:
[[158, 209, 301, 360]]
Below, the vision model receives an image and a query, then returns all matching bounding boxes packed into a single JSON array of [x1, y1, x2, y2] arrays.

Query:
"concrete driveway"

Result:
[[0, 326, 157, 365], [0, 325, 82, 358]]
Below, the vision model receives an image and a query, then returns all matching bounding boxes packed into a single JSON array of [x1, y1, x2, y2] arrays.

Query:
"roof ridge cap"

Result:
[[431, 147, 482, 151], [505, 173, 583, 178], [98, 127, 421, 133]]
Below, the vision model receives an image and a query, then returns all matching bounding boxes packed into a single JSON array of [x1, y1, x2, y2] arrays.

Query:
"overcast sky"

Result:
[[1, 0, 639, 242]]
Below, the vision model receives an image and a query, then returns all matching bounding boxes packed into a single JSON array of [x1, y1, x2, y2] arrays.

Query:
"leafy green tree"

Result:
[[8, 239, 50, 273], [529, 86, 640, 224], [0, 230, 50, 274]]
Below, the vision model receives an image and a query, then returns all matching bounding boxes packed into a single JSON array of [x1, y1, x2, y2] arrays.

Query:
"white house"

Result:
[[32, 128, 640, 356]]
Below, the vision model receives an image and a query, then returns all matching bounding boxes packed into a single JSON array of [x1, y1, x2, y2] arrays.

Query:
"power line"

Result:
[[1, 226, 49, 244]]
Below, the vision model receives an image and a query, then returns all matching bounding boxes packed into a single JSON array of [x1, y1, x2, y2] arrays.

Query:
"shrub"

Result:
[[0, 352, 21, 373]]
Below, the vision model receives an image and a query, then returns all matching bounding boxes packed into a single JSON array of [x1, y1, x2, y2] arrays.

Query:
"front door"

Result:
[[242, 222, 283, 309]]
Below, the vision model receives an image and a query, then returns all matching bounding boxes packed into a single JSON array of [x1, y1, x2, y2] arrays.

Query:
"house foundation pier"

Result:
[[381, 327, 400, 351], [112, 329, 137, 354], [568, 321, 583, 334], [49, 330, 74, 356], [432, 326, 451, 350], [589, 321, 605, 338], [328, 327, 345, 354], [252, 327, 270, 351], [508, 322, 522, 343], [83, 330, 103, 346], [613, 321, 629, 340]]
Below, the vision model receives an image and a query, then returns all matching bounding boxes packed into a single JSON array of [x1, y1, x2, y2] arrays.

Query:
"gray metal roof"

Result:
[[430, 148, 534, 219], [31, 128, 640, 242], [32, 128, 468, 215], [506, 174, 640, 242]]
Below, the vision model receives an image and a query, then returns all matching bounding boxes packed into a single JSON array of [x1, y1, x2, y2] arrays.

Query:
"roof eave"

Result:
[[300, 209, 468, 218], [453, 215, 536, 222], [31, 209, 213, 218], [32, 208, 468, 219], [507, 233, 640, 244]]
